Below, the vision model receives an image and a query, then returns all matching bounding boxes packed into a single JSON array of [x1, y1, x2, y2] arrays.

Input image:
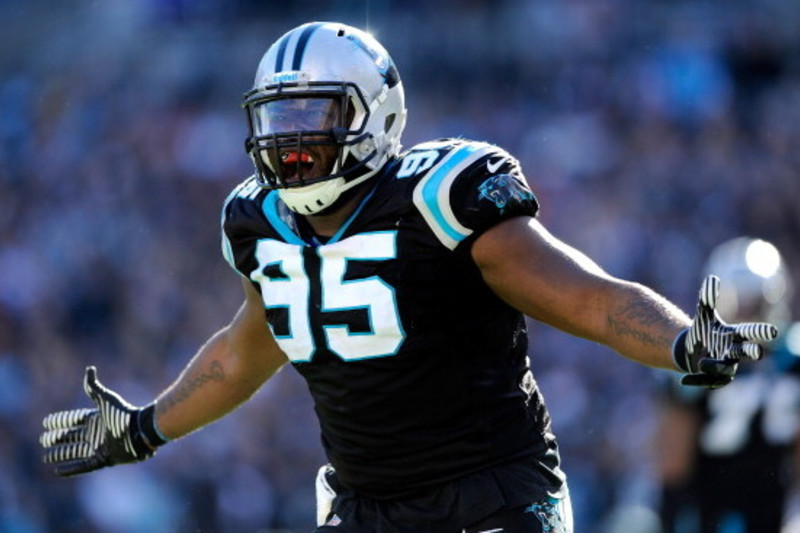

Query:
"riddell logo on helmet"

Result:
[[271, 71, 303, 83]]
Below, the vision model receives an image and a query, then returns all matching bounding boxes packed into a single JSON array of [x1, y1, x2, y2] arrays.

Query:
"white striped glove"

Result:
[[40, 366, 168, 477], [673, 275, 778, 388]]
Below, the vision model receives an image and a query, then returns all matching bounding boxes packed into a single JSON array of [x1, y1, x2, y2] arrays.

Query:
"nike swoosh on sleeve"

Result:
[[486, 158, 505, 174]]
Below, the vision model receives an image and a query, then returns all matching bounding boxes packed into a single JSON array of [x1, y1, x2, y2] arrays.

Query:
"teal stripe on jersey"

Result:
[[414, 144, 486, 249], [221, 232, 236, 270], [263, 191, 305, 245], [221, 179, 256, 270]]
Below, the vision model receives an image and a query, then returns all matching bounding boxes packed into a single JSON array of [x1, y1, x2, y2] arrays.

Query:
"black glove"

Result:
[[672, 275, 778, 388], [40, 366, 169, 477]]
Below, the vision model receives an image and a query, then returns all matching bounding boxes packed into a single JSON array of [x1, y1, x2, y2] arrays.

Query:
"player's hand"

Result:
[[673, 275, 778, 388], [40, 366, 168, 477]]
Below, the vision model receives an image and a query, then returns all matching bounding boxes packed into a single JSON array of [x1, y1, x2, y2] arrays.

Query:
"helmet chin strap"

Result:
[[277, 131, 385, 215], [278, 166, 379, 215], [278, 179, 345, 215], [311, 177, 376, 217]]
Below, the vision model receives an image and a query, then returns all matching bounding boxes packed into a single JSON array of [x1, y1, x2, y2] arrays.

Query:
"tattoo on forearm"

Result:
[[608, 300, 671, 350], [157, 361, 224, 415]]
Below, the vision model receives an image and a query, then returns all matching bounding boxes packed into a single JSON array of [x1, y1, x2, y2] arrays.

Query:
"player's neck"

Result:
[[304, 188, 368, 237]]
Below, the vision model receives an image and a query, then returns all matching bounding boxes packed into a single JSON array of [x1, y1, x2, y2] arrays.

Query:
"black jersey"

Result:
[[221, 138, 564, 499]]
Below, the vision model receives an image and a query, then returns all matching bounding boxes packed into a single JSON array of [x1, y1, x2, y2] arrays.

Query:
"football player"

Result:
[[659, 237, 799, 533], [40, 22, 777, 533]]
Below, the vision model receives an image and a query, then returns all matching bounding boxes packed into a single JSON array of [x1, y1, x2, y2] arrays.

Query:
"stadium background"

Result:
[[1, 0, 798, 531]]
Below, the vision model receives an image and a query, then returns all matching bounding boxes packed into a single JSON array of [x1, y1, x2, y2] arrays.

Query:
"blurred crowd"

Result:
[[1, 0, 799, 531]]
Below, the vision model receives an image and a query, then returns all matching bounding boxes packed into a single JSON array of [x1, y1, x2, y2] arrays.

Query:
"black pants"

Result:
[[314, 460, 572, 533], [463, 495, 572, 533]]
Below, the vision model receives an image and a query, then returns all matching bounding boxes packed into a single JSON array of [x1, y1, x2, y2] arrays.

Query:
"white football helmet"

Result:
[[704, 237, 793, 325], [243, 22, 406, 215]]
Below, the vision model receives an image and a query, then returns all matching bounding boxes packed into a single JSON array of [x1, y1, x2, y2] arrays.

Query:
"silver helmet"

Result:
[[704, 237, 793, 325], [243, 22, 406, 214]]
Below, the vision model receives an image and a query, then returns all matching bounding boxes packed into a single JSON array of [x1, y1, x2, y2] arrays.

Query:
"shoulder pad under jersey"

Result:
[[398, 138, 539, 250], [220, 175, 270, 270]]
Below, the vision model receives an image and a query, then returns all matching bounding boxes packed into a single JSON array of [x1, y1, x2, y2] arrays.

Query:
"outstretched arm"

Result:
[[472, 217, 691, 370], [154, 276, 288, 439], [473, 217, 776, 381], [41, 276, 287, 475]]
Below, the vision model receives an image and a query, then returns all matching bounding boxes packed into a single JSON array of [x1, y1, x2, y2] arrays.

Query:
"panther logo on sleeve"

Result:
[[478, 174, 535, 212]]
